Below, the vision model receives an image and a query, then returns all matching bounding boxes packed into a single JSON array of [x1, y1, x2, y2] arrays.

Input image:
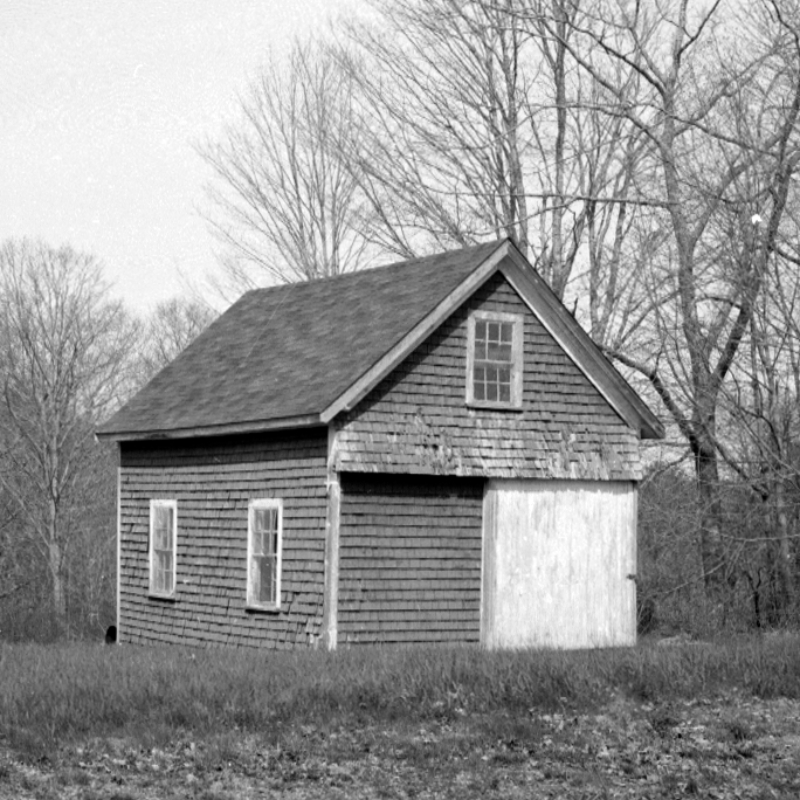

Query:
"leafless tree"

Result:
[[719, 244, 800, 621], [200, 40, 373, 291], [554, 0, 800, 600], [135, 298, 216, 386], [339, 0, 534, 258], [0, 239, 135, 635], [340, 0, 645, 323]]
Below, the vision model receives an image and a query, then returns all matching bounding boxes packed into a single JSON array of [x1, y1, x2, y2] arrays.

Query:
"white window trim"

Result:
[[247, 498, 283, 611], [466, 310, 524, 409], [149, 499, 178, 599]]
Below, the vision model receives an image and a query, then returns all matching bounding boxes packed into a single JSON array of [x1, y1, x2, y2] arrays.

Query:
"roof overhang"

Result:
[[99, 238, 663, 443], [96, 413, 324, 443], [499, 248, 664, 440], [322, 239, 664, 440], [321, 240, 514, 423]]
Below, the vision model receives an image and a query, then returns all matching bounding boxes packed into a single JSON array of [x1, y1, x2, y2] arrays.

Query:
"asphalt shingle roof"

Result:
[[98, 241, 504, 438]]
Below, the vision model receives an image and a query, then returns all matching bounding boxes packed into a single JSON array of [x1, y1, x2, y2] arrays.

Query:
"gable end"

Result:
[[335, 273, 642, 481]]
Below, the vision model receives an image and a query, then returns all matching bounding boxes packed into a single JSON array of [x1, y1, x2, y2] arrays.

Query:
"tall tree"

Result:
[[555, 0, 800, 599], [341, 0, 533, 257], [0, 239, 135, 635], [341, 0, 643, 318], [200, 40, 373, 290]]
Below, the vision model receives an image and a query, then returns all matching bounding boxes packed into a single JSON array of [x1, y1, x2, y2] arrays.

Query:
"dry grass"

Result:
[[1, 633, 799, 758]]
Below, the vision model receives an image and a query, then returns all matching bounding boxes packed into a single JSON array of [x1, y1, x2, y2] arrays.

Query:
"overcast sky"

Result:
[[1, 0, 358, 313]]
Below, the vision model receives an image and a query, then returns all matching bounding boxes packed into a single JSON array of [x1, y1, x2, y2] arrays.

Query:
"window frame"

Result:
[[465, 310, 524, 410], [149, 499, 178, 599], [246, 498, 283, 612]]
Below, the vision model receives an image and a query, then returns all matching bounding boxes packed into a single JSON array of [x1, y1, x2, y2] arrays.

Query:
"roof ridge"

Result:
[[242, 239, 507, 298], [96, 238, 518, 439]]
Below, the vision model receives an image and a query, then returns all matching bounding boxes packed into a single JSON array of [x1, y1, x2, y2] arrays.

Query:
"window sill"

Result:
[[466, 400, 523, 412], [246, 603, 281, 614], [148, 592, 177, 602]]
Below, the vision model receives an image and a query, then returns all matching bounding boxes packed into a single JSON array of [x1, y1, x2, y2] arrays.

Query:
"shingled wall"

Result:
[[118, 429, 327, 649], [337, 474, 484, 645], [335, 272, 641, 480]]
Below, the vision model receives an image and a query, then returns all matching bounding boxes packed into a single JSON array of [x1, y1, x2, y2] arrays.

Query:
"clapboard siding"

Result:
[[118, 429, 327, 649], [338, 474, 483, 645], [336, 273, 640, 480]]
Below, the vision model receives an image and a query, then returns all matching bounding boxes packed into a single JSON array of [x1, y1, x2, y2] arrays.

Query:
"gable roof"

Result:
[[97, 239, 664, 441], [98, 241, 504, 440]]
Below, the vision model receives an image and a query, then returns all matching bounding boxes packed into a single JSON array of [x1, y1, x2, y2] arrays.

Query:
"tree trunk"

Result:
[[694, 437, 727, 594], [773, 478, 795, 619], [48, 535, 66, 633], [549, 0, 567, 299]]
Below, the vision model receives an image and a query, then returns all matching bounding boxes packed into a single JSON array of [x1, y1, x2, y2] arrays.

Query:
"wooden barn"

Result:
[[97, 239, 663, 650]]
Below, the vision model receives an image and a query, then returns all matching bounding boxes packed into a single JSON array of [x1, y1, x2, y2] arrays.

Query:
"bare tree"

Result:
[[200, 39, 373, 290], [135, 298, 216, 386], [340, 0, 534, 257], [719, 243, 800, 621], [0, 239, 135, 635], [340, 0, 645, 319], [555, 0, 800, 600]]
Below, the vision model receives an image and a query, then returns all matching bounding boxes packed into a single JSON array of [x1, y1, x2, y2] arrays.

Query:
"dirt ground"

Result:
[[1, 694, 798, 799]]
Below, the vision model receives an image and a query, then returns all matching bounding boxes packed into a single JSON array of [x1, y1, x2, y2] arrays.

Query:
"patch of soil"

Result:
[[1, 694, 799, 799]]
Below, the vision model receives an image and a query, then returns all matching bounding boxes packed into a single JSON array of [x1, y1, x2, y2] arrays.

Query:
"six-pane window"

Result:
[[248, 499, 282, 609], [149, 500, 176, 596]]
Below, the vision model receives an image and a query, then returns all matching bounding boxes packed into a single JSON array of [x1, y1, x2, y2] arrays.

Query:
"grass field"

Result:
[[2, 633, 800, 751], [1, 635, 799, 798]]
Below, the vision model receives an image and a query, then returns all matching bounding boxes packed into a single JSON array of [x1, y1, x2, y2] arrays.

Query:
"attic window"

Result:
[[247, 499, 283, 611], [466, 311, 523, 409], [149, 500, 177, 598]]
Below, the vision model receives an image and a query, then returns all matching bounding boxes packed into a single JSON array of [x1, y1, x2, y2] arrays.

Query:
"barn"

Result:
[[97, 239, 663, 650]]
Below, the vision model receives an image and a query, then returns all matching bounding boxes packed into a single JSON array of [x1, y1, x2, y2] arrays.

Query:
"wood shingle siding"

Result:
[[335, 273, 641, 481], [338, 474, 483, 645], [118, 429, 327, 649], [99, 241, 661, 652]]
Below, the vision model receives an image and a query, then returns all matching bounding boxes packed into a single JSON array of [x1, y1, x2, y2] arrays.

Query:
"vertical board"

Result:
[[322, 425, 341, 650], [116, 464, 121, 643], [485, 480, 636, 649]]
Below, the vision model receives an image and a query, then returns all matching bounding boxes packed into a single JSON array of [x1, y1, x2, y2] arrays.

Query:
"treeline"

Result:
[[4, 0, 800, 639], [0, 240, 214, 641]]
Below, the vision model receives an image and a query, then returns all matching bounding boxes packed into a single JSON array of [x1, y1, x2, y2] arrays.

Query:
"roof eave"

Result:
[[96, 413, 324, 443], [320, 239, 512, 423], [499, 248, 664, 440]]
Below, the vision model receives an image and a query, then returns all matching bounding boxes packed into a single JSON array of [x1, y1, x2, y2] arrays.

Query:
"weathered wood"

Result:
[[117, 429, 327, 650], [338, 474, 483, 646], [483, 479, 637, 649], [321, 243, 511, 422], [100, 414, 323, 443], [116, 465, 122, 644], [335, 273, 642, 481], [322, 425, 341, 650], [479, 481, 495, 648]]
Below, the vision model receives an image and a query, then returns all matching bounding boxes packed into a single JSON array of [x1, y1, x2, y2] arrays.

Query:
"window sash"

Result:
[[468, 313, 522, 408], [250, 553, 277, 604], [248, 500, 282, 609], [150, 501, 176, 596]]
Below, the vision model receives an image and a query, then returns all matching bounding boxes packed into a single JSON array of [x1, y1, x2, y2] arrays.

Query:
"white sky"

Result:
[[1, 0, 359, 313]]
